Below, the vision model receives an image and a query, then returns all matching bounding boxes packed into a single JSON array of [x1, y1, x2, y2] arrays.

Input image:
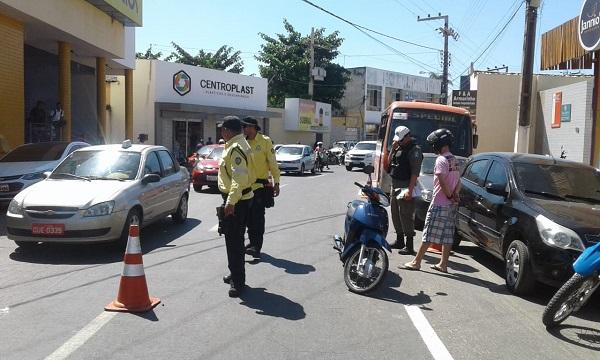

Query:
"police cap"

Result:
[[241, 116, 261, 131], [218, 116, 242, 132]]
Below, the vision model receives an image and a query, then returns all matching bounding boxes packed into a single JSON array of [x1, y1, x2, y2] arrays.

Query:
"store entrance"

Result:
[[173, 119, 203, 164]]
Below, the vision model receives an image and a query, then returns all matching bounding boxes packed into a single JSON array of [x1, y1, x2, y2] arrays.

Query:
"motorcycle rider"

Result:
[[314, 141, 329, 170]]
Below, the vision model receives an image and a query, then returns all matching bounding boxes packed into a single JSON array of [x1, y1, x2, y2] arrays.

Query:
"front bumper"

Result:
[[529, 242, 580, 287], [6, 209, 128, 243], [278, 162, 302, 171], [192, 170, 219, 186]]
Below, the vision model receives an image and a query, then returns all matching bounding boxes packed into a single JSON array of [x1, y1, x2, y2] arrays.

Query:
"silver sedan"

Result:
[[6, 141, 190, 248]]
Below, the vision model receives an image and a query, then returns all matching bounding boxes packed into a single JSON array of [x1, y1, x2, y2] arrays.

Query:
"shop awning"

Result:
[[541, 17, 594, 70], [157, 103, 280, 119]]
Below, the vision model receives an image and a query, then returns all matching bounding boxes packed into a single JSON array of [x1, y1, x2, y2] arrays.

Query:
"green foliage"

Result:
[[256, 19, 350, 109], [164, 43, 244, 73], [136, 45, 162, 60]]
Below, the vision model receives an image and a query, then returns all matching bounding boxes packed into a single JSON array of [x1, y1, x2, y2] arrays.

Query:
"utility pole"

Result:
[[308, 27, 315, 100], [515, 0, 541, 153], [418, 13, 458, 105]]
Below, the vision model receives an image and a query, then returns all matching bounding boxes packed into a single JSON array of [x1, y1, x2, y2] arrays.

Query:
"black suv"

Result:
[[455, 153, 600, 295]]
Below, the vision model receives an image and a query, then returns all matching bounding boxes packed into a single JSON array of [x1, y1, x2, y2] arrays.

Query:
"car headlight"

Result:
[[535, 214, 584, 251], [421, 189, 433, 202], [8, 199, 23, 215], [195, 163, 204, 171], [83, 201, 115, 217], [22, 170, 50, 180]]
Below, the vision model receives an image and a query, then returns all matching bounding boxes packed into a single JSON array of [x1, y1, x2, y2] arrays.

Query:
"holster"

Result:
[[216, 205, 225, 235]]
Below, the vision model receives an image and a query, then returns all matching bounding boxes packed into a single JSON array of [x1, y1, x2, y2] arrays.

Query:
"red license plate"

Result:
[[32, 224, 65, 236]]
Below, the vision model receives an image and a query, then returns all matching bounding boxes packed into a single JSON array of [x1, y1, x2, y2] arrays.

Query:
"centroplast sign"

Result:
[[579, 0, 600, 51], [154, 61, 267, 112]]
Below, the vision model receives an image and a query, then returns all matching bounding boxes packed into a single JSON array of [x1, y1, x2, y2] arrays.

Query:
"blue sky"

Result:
[[136, 0, 582, 89]]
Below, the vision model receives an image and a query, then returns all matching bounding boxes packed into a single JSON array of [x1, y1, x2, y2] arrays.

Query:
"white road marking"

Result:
[[0, 307, 9, 317], [304, 173, 331, 180], [45, 311, 117, 360], [280, 184, 289, 188], [209, 224, 219, 232], [404, 305, 454, 360]]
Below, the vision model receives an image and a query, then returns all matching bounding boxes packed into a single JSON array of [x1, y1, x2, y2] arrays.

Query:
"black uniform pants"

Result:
[[222, 196, 252, 286], [247, 187, 266, 251]]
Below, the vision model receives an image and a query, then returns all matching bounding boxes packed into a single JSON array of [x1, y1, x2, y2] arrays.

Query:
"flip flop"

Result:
[[430, 265, 448, 273], [402, 262, 421, 271]]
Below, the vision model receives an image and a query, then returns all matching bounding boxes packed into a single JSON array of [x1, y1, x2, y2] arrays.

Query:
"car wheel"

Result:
[[172, 194, 188, 224], [118, 208, 142, 248], [452, 230, 462, 251], [15, 241, 39, 249], [346, 166, 352, 171], [299, 163, 305, 176], [505, 240, 535, 295], [193, 184, 203, 192]]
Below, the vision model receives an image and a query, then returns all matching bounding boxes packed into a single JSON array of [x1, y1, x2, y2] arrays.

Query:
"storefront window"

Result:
[[367, 85, 382, 111], [172, 120, 203, 164]]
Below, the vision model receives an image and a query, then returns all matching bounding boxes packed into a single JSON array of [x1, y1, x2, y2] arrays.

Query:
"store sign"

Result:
[[86, 0, 143, 26], [579, 0, 600, 51], [561, 104, 572, 123], [451, 90, 477, 116], [155, 61, 267, 112], [284, 98, 332, 133]]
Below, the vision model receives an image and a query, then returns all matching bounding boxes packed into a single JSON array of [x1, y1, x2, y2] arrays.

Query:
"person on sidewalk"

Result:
[[403, 129, 461, 273], [387, 126, 423, 255], [218, 116, 256, 297], [242, 116, 281, 260]]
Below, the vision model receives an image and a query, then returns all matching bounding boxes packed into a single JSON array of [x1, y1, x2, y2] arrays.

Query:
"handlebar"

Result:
[[354, 182, 363, 188]]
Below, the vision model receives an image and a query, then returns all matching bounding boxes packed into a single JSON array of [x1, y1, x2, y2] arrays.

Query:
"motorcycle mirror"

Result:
[[363, 165, 374, 174]]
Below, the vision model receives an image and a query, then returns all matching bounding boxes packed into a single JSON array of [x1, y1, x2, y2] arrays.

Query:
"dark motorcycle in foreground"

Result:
[[333, 165, 391, 294], [542, 241, 600, 328]]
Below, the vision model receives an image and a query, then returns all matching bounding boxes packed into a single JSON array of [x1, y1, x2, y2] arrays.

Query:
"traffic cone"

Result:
[[105, 225, 160, 313], [427, 243, 454, 255]]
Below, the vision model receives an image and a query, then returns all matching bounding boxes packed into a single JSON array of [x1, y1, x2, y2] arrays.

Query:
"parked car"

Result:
[[191, 145, 224, 192], [0, 141, 90, 204], [414, 153, 467, 230], [274, 144, 284, 152], [5, 141, 189, 249], [276, 145, 316, 175], [344, 141, 377, 171], [455, 152, 600, 295], [329, 140, 355, 159]]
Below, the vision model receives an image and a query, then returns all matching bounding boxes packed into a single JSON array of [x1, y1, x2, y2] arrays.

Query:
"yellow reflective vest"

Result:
[[218, 134, 256, 205], [247, 133, 281, 190]]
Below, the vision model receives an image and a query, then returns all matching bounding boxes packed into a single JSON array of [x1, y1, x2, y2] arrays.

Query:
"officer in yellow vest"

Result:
[[241, 117, 281, 259], [218, 116, 256, 297]]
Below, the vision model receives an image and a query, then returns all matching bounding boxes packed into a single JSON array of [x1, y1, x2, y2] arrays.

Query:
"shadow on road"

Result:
[[548, 324, 600, 351], [0, 204, 7, 237], [259, 253, 316, 275], [368, 271, 443, 307], [239, 286, 306, 320], [132, 308, 160, 322], [8, 218, 202, 265]]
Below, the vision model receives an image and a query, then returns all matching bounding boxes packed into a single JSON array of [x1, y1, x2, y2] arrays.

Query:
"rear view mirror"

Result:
[[485, 182, 507, 197], [142, 173, 161, 185], [363, 165, 374, 174], [473, 134, 479, 149]]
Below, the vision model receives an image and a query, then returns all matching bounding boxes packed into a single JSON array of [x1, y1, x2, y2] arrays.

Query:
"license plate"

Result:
[[32, 224, 65, 236], [0, 184, 8, 192], [206, 175, 217, 181]]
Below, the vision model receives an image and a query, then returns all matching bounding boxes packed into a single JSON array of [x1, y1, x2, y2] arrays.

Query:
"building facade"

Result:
[[0, 0, 140, 150]]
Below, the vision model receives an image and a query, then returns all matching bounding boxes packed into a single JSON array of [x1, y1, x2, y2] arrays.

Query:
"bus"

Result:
[[374, 101, 477, 192]]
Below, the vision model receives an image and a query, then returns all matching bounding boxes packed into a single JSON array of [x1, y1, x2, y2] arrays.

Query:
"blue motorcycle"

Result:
[[333, 165, 391, 294], [542, 241, 600, 328]]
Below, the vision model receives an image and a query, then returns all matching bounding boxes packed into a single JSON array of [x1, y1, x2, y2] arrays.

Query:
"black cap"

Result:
[[241, 116, 261, 131], [218, 116, 242, 132]]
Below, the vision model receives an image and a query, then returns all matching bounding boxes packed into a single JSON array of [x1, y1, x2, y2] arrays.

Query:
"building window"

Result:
[[367, 85, 382, 111]]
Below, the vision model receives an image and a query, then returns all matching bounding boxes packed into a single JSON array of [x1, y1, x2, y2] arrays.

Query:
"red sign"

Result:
[[552, 92, 562, 128], [32, 224, 65, 236]]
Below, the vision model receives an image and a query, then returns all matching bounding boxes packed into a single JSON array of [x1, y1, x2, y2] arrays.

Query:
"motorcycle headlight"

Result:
[[421, 189, 433, 202], [22, 170, 50, 180], [8, 199, 23, 215], [535, 214, 584, 251], [83, 201, 115, 217]]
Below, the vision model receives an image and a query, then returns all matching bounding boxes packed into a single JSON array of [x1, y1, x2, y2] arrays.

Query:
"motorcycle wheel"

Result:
[[542, 273, 600, 328], [343, 245, 388, 294]]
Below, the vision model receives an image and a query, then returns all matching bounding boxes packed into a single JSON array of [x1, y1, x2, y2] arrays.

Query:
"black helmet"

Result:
[[427, 128, 454, 153]]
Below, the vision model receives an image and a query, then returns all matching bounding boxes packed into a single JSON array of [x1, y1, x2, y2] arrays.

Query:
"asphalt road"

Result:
[[0, 167, 598, 360]]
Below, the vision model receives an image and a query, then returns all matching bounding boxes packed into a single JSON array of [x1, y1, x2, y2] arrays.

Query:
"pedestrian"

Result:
[[50, 102, 65, 141], [218, 139, 225, 144], [403, 129, 461, 273], [207, 137, 214, 145], [387, 126, 423, 255], [242, 116, 281, 260], [218, 116, 256, 297]]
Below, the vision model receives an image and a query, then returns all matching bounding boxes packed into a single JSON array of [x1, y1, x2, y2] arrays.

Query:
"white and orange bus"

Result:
[[374, 101, 477, 192]]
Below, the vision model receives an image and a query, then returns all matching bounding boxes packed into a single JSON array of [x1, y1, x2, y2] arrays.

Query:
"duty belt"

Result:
[[241, 187, 252, 195], [255, 178, 269, 185]]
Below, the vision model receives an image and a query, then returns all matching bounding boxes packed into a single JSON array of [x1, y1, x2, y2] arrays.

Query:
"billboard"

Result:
[[451, 90, 477, 116], [284, 98, 331, 133]]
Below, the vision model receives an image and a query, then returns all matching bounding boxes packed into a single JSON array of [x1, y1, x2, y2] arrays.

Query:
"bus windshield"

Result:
[[387, 109, 472, 157]]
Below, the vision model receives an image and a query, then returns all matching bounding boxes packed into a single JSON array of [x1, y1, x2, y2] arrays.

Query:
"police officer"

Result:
[[218, 116, 256, 297], [241, 117, 281, 259], [388, 126, 423, 255]]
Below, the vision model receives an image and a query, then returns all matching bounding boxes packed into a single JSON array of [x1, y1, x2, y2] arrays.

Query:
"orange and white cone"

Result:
[[105, 225, 160, 313], [427, 243, 454, 255]]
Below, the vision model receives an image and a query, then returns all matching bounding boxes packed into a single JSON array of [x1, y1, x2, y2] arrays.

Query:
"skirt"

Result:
[[422, 204, 457, 245]]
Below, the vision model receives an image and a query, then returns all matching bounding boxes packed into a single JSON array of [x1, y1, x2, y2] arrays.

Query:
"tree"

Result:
[[426, 72, 453, 86], [256, 20, 350, 109], [136, 45, 162, 60], [164, 42, 244, 73]]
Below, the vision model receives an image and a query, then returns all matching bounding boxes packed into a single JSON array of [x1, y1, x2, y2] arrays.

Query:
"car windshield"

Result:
[[197, 146, 213, 157], [353, 142, 376, 151], [421, 157, 436, 174], [278, 147, 303, 155], [1, 143, 68, 162], [514, 162, 600, 204], [51, 150, 141, 181], [208, 147, 224, 160]]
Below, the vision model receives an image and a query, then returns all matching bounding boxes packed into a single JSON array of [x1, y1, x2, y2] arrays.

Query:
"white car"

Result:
[[276, 145, 316, 175], [0, 141, 90, 204], [345, 141, 377, 171]]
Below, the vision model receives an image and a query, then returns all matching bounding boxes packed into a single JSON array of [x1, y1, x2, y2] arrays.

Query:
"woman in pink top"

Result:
[[403, 129, 461, 273]]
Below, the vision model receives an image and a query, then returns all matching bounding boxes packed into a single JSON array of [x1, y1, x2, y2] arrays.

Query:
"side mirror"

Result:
[[43, 171, 52, 179], [485, 182, 507, 197], [473, 134, 479, 149], [363, 165, 375, 174], [142, 173, 161, 185]]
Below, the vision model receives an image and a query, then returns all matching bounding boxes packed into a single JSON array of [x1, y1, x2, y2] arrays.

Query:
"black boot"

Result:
[[228, 282, 244, 297], [398, 237, 415, 255], [390, 236, 405, 249], [223, 274, 232, 284]]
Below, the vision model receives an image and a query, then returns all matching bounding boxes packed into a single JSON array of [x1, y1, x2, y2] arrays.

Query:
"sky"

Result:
[[135, 0, 583, 90]]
